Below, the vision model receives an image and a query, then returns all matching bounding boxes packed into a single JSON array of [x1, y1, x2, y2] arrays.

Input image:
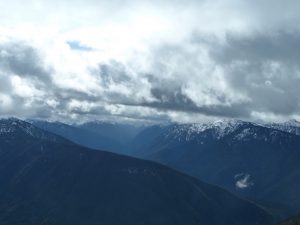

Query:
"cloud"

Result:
[[206, 31, 300, 120], [210, 31, 300, 64], [0, 42, 51, 82], [0, 1, 300, 123], [0, 40, 165, 123]]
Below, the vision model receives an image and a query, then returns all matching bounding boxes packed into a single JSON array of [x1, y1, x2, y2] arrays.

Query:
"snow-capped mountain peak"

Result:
[[284, 119, 300, 127], [265, 119, 300, 135], [0, 118, 32, 133], [165, 119, 249, 141], [0, 118, 64, 141]]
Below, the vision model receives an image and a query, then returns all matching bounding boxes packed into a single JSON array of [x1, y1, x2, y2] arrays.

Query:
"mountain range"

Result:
[[26, 118, 300, 220], [129, 120, 300, 216], [30, 120, 142, 154], [0, 118, 275, 225]]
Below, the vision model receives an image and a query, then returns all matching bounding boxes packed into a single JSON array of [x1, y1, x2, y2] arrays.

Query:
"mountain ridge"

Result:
[[128, 120, 300, 218], [0, 118, 275, 225]]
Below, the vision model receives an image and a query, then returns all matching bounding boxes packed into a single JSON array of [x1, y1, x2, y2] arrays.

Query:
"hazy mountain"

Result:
[[30, 120, 124, 153], [0, 118, 275, 225], [128, 124, 170, 155], [131, 119, 300, 216], [77, 121, 144, 145], [30, 120, 144, 155]]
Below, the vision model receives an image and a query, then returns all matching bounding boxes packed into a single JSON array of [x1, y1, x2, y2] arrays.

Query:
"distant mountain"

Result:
[[128, 124, 169, 155], [30, 120, 143, 154], [132, 119, 300, 216], [266, 120, 300, 135], [77, 121, 144, 145], [30, 120, 125, 153], [0, 118, 275, 225]]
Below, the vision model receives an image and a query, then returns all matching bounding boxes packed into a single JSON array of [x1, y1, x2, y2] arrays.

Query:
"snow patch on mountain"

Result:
[[0, 118, 36, 134], [266, 119, 300, 135], [235, 173, 254, 189], [165, 119, 248, 141], [233, 128, 256, 141], [161, 119, 296, 144], [0, 118, 61, 141]]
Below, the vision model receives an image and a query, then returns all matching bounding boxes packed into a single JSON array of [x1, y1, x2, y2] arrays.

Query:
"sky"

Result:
[[0, 0, 300, 123]]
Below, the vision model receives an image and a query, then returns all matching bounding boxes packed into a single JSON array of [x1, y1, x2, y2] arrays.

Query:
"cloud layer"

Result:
[[0, 0, 300, 123]]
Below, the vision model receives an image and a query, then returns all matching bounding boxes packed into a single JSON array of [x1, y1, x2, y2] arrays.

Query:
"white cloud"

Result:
[[0, 94, 12, 109], [0, 0, 300, 123]]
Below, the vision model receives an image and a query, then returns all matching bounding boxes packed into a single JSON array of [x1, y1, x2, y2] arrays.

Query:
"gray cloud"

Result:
[[0, 42, 51, 83], [210, 31, 300, 64], [1, 1, 300, 123], [2, 32, 300, 123], [0, 41, 167, 122], [205, 31, 300, 118], [97, 61, 133, 87]]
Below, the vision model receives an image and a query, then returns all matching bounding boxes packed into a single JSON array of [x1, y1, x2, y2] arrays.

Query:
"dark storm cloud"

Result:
[[205, 31, 300, 118], [110, 74, 251, 118], [97, 61, 132, 86], [0, 42, 52, 83], [0, 42, 53, 117], [210, 31, 300, 64], [124, 100, 251, 118], [0, 41, 83, 119]]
